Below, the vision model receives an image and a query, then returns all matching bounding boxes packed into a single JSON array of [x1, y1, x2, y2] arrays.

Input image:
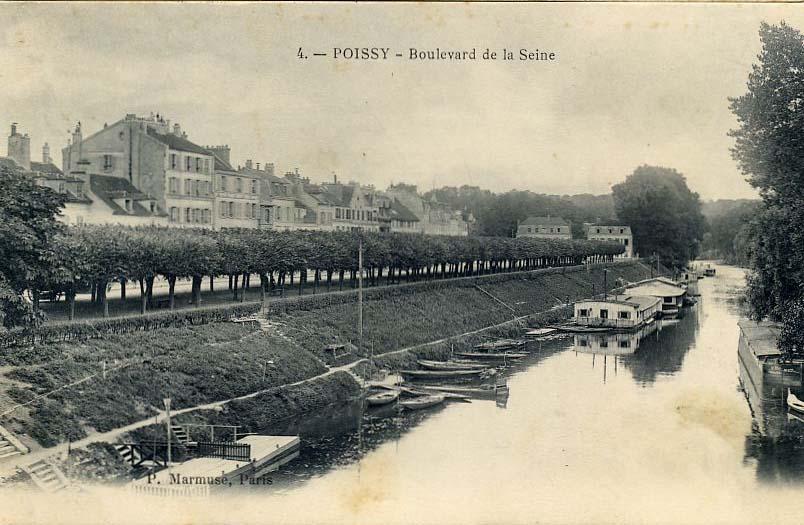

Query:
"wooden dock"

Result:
[[130, 435, 300, 496]]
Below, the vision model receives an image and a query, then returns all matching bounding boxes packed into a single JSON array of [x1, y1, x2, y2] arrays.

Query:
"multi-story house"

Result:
[[385, 184, 469, 236], [320, 178, 381, 232], [207, 148, 260, 229], [585, 223, 634, 258], [61, 114, 213, 228], [516, 216, 572, 239], [248, 163, 309, 230]]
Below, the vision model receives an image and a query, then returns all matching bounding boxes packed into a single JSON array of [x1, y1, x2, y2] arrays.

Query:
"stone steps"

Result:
[[24, 460, 69, 493]]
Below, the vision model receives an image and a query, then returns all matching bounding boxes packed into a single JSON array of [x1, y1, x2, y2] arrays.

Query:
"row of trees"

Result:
[[43, 226, 625, 321]]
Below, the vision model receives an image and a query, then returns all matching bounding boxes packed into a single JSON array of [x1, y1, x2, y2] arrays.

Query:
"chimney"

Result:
[[72, 122, 82, 145], [256, 162, 260, 171], [173, 123, 181, 136], [10, 123, 17, 136], [333, 172, 338, 184], [266, 163, 275, 177], [207, 145, 231, 165], [8, 122, 31, 170], [245, 159, 253, 169], [42, 142, 52, 164]]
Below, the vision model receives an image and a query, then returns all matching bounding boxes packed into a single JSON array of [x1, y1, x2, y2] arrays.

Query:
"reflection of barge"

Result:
[[738, 320, 803, 388], [573, 319, 660, 356]]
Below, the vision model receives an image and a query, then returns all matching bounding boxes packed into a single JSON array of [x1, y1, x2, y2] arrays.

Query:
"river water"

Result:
[[227, 263, 804, 523]]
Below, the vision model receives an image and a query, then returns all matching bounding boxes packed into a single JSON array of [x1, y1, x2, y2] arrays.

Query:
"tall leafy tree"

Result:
[[612, 165, 705, 269], [0, 166, 66, 327], [730, 22, 804, 321]]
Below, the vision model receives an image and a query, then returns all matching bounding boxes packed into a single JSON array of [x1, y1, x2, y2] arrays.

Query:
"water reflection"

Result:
[[740, 343, 804, 484]]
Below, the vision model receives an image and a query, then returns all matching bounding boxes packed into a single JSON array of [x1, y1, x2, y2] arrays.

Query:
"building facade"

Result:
[[516, 216, 572, 239], [585, 224, 634, 258]]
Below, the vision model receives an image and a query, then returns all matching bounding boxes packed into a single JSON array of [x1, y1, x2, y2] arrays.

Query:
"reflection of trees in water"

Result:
[[619, 307, 699, 385], [740, 354, 804, 484]]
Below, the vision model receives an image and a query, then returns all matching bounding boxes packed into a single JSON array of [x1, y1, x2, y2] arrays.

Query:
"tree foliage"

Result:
[[611, 165, 705, 268], [730, 22, 804, 321], [699, 200, 759, 266], [0, 166, 66, 328]]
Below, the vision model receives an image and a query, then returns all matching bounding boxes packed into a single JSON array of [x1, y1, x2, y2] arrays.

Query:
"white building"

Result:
[[574, 294, 661, 329], [585, 224, 634, 258], [516, 216, 572, 239]]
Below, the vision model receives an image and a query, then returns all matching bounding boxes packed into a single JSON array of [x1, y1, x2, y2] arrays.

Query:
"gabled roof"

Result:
[[0, 157, 22, 172], [29, 161, 63, 176], [213, 154, 236, 173], [389, 199, 420, 223], [576, 294, 660, 310], [89, 174, 167, 217], [240, 166, 284, 183], [521, 216, 570, 227], [146, 128, 210, 156]]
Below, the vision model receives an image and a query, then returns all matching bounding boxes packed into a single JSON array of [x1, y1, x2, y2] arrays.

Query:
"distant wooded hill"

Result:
[[422, 185, 616, 238]]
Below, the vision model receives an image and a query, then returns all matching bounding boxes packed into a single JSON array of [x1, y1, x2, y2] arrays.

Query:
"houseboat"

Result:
[[624, 278, 687, 317], [738, 320, 804, 388], [572, 294, 661, 331], [703, 264, 716, 277], [680, 269, 700, 296]]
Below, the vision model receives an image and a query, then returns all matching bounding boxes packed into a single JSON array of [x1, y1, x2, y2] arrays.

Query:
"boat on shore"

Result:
[[415, 384, 509, 399], [399, 368, 494, 380], [551, 324, 612, 333], [417, 360, 488, 371], [474, 339, 526, 351], [788, 390, 804, 413], [399, 394, 445, 411], [455, 351, 527, 361], [524, 328, 557, 339], [366, 389, 400, 406]]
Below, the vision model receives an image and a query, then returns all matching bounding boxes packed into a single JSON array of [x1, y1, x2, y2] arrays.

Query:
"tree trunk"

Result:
[[192, 275, 202, 307], [32, 288, 40, 313], [139, 279, 147, 315], [232, 274, 239, 301], [260, 273, 267, 308], [241, 272, 248, 302], [209, 275, 214, 292], [168, 275, 176, 310], [100, 280, 109, 318], [146, 276, 155, 308], [228, 274, 233, 291], [120, 278, 126, 300], [67, 285, 76, 321]]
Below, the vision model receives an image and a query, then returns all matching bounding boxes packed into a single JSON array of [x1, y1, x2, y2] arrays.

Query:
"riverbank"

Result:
[[0, 260, 653, 484]]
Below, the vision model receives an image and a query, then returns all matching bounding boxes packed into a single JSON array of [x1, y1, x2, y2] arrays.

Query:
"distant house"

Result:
[[574, 294, 661, 329], [585, 224, 634, 258], [516, 216, 571, 239]]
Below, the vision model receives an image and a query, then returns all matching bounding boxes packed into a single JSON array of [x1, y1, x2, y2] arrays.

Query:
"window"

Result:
[[171, 154, 178, 169], [184, 208, 191, 223], [221, 176, 228, 192], [235, 178, 243, 193], [618, 311, 630, 319], [664, 297, 674, 303], [203, 159, 209, 174], [557, 227, 561, 233], [336, 208, 341, 219], [170, 207, 178, 222], [600, 340, 609, 348], [619, 340, 631, 348], [204, 209, 211, 223], [191, 180, 198, 196], [620, 228, 624, 234], [193, 208, 200, 223], [579, 339, 588, 347], [527, 227, 532, 233], [596, 228, 600, 234], [251, 180, 257, 194], [252, 203, 257, 219], [196, 158, 202, 172], [185, 156, 191, 171], [219, 203, 226, 218], [124, 199, 132, 212], [578, 308, 589, 317], [184, 180, 191, 195], [103, 154, 113, 170], [624, 239, 629, 246], [600, 309, 609, 319]]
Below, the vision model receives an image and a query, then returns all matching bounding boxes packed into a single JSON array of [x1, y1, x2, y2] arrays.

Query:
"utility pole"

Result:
[[163, 397, 172, 465], [603, 269, 608, 301], [358, 238, 363, 357]]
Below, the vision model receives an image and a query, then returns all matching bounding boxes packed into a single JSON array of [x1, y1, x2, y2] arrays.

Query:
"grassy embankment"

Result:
[[0, 261, 652, 463]]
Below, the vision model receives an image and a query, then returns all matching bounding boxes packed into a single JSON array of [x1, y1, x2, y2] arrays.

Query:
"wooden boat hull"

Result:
[[417, 360, 487, 371], [400, 369, 489, 380], [474, 340, 525, 351], [788, 391, 804, 413], [366, 390, 400, 406], [415, 384, 509, 399], [400, 394, 445, 410], [455, 352, 527, 360]]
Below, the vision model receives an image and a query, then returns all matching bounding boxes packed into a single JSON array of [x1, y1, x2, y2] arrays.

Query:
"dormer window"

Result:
[[103, 155, 113, 170], [125, 199, 133, 212]]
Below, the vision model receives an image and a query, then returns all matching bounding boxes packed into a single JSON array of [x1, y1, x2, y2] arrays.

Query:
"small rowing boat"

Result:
[[399, 394, 445, 411], [455, 352, 527, 360], [415, 384, 509, 399], [474, 339, 525, 351], [366, 389, 400, 406], [399, 368, 493, 380], [788, 389, 804, 413], [524, 328, 557, 338], [417, 360, 488, 371]]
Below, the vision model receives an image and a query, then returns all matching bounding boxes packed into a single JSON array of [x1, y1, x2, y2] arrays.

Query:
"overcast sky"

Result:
[[2, 3, 802, 200]]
